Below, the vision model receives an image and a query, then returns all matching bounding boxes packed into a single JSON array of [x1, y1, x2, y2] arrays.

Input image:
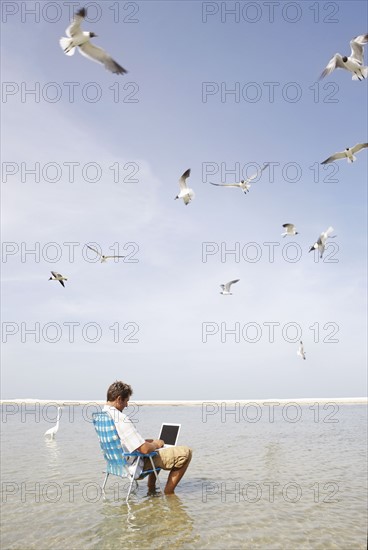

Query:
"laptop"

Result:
[[158, 423, 181, 448]]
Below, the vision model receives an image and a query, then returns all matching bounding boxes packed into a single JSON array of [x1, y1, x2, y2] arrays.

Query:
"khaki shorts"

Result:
[[143, 446, 192, 471]]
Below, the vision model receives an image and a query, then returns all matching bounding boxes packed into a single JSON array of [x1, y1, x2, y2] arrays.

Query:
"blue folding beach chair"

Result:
[[92, 411, 161, 502]]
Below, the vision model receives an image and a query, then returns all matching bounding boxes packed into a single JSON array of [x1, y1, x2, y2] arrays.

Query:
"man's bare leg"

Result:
[[147, 449, 192, 493], [147, 471, 159, 491], [164, 452, 192, 495]]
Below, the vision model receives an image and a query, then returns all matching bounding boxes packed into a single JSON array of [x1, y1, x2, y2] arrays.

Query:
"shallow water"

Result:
[[1, 403, 367, 549]]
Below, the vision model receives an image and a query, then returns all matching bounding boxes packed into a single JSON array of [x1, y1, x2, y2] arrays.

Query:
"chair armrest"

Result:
[[122, 451, 158, 458]]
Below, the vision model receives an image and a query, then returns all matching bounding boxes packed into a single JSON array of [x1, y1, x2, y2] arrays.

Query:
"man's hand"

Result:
[[145, 438, 164, 448], [138, 439, 164, 454]]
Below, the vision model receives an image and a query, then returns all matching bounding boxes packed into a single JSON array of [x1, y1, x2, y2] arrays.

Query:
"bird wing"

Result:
[[318, 228, 333, 252], [225, 279, 240, 291], [178, 169, 191, 191], [321, 151, 345, 164], [323, 226, 334, 236], [319, 55, 345, 80], [50, 271, 58, 278], [209, 182, 241, 188], [351, 142, 368, 154], [86, 245, 102, 258], [78, 42, 127, 74], [66, 7, 86, 37], [298, 342, 305, 355], [58, 280, 65, 288], [244, 163, 270, 184], [350, 34, 368, 63]]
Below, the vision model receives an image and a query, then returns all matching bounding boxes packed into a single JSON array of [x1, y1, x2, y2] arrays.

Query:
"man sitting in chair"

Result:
[[103, 380, 192, 495]]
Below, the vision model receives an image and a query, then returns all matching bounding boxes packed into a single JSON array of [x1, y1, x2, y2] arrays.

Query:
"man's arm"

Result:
[[137, 439, 164, 454]]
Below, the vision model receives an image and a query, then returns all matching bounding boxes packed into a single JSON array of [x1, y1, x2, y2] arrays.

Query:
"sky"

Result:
[[1, 0, 367, 401]]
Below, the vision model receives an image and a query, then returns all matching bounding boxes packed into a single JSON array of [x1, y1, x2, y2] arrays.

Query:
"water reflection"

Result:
[[44, 437, 61, 475], [95, 492, 199, 549], [263, 441, 282, 476]]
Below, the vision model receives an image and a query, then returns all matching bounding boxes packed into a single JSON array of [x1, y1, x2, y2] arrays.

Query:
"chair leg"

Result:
[[125, 476, 136, 503], [102, 472, 109, 493]]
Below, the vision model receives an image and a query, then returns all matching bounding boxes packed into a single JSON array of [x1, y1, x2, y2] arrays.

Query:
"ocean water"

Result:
[[0, 402, 367, 549]]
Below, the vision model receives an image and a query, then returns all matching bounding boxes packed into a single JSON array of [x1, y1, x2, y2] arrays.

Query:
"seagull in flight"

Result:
[[86, 245, 125, 263], [49, 271, 67, 287], [209, 164, 269, 195], [309, 226, 336, 258], [281, 224, 299, 237], [60, 7, 127, 74], [321, 143, 368, 164], [320, 34, 368, 81], [297, 341, 306, 360], [175, 169, 195, 205], [220, 279, 240, 295]]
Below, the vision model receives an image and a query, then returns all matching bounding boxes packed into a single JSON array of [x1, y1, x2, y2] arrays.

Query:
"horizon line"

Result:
[[1, 397, 367, 406]]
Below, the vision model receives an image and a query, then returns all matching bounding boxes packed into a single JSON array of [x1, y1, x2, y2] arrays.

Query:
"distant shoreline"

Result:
[[0, 397, 367, 406]]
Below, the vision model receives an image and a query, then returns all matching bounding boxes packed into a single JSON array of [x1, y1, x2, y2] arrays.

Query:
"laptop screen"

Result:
[[159, 424, 180, 446]]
